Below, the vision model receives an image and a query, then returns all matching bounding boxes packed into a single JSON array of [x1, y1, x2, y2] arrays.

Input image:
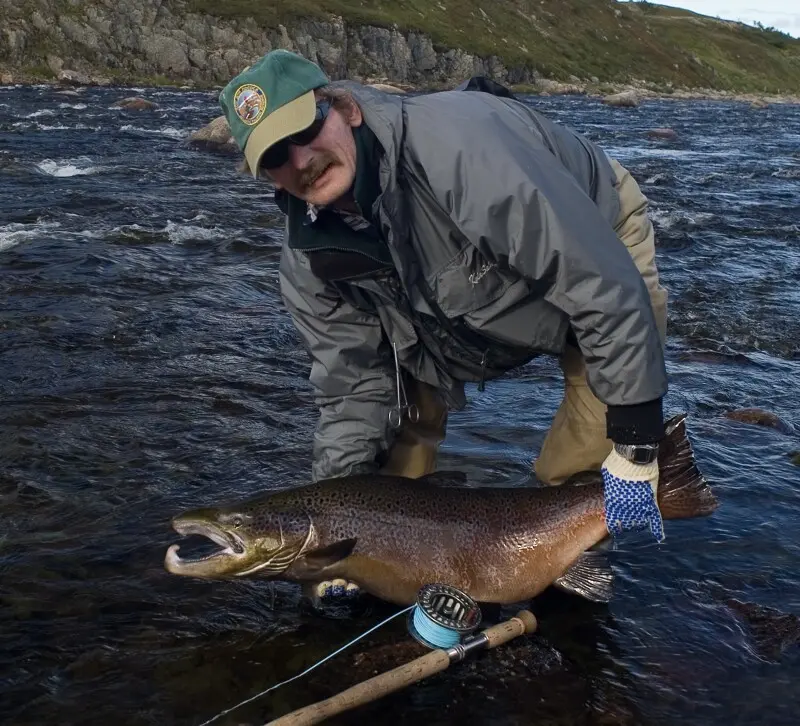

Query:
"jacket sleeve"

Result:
[[279, 244, 397, 481], [405, 94, 667, 442]]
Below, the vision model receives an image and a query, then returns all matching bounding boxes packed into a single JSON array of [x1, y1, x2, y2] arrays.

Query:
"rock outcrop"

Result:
[[602, 90, 640, 107], [0, 1, 533, 88]]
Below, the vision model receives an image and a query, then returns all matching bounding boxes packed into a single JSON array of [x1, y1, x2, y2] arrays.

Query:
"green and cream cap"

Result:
[[219, 50, 330, 177]]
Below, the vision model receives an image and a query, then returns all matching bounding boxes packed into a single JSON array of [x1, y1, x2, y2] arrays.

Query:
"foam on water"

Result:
[[35, 157, 106, 177], [0, 221, 61, 252], [650, 208, 716, 230], [12, 121, 99, 131], [24, 109, 55, 118], [120, 124, 188, 139], [164, 220, 230, 243]]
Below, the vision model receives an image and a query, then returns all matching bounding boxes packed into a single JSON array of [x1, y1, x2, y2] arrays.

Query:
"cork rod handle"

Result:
[[265, 610, 537, 726]]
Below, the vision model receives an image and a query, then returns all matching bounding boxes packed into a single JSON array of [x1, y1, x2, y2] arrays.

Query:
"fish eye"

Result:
[[231, 515, 244, 528]]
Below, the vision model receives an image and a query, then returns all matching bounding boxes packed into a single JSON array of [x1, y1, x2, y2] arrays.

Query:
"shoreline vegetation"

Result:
[[1, 1, 799, 105]]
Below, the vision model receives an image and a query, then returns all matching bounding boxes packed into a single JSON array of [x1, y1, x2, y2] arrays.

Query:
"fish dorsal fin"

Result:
[[553, 551, 614, 603], [417, 470, 469, 487]]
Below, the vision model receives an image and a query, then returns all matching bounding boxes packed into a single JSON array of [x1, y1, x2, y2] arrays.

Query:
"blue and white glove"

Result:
[[602, 448, 664, 542]]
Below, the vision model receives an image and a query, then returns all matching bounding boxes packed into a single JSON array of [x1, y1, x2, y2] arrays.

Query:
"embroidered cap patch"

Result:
[[233, 84, 267, 126]]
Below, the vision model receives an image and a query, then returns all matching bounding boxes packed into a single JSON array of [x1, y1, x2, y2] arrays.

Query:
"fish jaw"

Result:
[[164, 518, 250, 578]]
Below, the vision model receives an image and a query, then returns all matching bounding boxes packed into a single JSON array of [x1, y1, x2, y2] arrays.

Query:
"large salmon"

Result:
[[164, 414, 718, 605]]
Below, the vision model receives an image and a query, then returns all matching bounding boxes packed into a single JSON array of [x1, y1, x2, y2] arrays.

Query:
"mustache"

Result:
[[298, 153, 336, 190]]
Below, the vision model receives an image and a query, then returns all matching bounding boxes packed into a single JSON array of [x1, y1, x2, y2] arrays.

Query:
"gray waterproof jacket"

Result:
[[278, 81, 667, 481]]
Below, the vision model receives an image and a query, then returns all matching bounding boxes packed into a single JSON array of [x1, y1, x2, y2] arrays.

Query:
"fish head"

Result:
[[164, 497, 314, 579]]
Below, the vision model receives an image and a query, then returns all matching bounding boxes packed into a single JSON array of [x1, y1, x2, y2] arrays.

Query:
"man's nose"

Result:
[[288, 142, 315, 168]]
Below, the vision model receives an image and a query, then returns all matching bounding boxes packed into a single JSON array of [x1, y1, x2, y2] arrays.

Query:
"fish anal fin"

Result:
[[417, 470, 468, 487], [292, 538, 358, 578], [553, 551, 614, 603]]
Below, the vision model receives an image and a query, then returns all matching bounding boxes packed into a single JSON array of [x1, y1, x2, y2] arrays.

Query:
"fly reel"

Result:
[[407, 583, 482, 649]]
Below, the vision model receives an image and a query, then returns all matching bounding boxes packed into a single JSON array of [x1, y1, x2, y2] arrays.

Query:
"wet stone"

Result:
[[724, 408, 793, 434], [113, 96, 158, 110]]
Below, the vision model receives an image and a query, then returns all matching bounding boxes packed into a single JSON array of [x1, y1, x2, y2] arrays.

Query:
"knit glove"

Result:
[[602, 448, 664, 542]]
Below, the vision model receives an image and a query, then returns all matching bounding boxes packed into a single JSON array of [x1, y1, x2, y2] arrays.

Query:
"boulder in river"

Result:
[[750, 99, 769, 110], [113, 96, 159, 111], [724, 407, 791, 433], [602, 91, 640, 108], [647, 128, 678, 141], [724, 597, 800, 662], [187, 115, 238, 155]]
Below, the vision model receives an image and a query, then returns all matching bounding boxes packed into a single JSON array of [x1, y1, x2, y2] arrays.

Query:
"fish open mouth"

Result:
[[164, 519, 246, 577]]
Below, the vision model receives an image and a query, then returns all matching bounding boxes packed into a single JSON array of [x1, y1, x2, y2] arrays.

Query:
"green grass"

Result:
[[183, 0, 800, 92]]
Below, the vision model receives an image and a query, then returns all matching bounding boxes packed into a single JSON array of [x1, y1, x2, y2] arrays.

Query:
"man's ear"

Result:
[[346, 99, 363, 128]]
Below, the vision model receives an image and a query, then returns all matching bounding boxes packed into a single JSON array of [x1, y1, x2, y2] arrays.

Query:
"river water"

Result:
[[1, 84, 798, 726]]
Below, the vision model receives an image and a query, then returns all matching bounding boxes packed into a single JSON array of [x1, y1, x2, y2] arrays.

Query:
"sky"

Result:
[[627, 1, 800, 37]]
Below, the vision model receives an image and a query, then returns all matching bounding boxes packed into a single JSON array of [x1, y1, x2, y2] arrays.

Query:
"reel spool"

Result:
[[407, 583, 482, 649]]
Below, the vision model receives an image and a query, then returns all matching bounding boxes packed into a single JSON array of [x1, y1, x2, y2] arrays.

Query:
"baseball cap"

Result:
[[219, 50, 330, 177]]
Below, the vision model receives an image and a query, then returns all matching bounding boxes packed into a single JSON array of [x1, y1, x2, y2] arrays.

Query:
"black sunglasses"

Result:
[[259, 100, 332, 171]]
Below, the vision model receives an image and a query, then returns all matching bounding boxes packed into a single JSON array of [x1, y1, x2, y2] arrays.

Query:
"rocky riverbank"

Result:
[[2, 1, 800, 103]]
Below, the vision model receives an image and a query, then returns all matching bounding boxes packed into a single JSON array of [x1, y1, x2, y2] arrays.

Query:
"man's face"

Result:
[[263, 96, 362, 207]]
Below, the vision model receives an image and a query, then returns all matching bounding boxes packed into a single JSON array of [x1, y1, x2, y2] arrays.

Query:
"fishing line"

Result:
[[411, 604, 462, 648], [196, 604, 414, 726], [197, 584, 482, 726]]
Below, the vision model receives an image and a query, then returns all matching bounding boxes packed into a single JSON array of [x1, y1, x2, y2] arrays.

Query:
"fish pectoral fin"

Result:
[[553, 551, 614, 603], [417, 470, 468, 487], [293, 538, 358, 577]]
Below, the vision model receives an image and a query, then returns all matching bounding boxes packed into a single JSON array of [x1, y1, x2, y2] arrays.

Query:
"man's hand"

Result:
[[601, 448, 664, 542]]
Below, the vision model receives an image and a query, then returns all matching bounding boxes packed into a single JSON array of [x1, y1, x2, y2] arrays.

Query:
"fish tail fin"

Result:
[[656, 414, 720, 519]]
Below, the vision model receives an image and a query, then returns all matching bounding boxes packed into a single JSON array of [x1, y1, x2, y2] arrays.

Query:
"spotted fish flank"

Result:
[[165, 415, 718, 606]]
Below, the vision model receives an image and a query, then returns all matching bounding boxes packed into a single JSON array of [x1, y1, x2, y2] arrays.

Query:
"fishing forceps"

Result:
[[388, 342, 419, 429]]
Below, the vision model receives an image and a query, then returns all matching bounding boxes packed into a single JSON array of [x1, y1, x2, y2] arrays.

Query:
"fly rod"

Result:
[[265, 584, 538, 726]]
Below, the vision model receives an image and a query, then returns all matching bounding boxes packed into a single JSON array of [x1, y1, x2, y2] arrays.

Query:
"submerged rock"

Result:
[[647, 127, 678, 141], [113, 96, 158, 110], [187, 115, 237, 155], [725, 597, 800, 662], [724, 408, 791, 433], [602, 91, 639, 107]]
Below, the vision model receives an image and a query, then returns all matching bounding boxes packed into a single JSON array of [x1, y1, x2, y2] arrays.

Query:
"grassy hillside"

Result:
[[183, 0, 800, 93]]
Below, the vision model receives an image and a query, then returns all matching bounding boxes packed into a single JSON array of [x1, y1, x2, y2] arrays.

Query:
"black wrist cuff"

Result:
[[606, 398, 665, 444]]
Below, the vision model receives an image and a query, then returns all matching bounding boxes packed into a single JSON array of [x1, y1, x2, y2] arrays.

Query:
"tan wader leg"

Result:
[[378, 377, 448, 478], [533, 158, 668, 486]]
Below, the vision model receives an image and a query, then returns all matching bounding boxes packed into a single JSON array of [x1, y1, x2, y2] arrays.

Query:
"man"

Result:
[[219, 50, 669, 545]]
